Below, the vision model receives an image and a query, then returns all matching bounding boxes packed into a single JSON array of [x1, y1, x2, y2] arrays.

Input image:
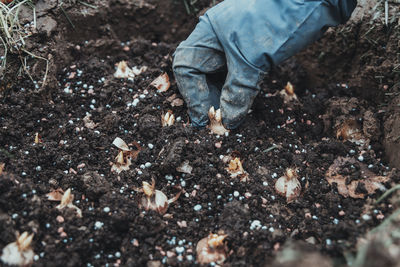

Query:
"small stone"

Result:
[[56, 216, 64, 223], [94, 221, 104, 230], [175, 246, 185, 254], [193, 204, 202, 211], [103, 207, 110, 213]]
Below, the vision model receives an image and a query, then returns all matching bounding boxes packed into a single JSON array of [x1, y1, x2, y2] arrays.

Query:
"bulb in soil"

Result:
[[336, 119, 366, 145], [56, 188, 82, 217], [275, 168, 301, 203], [196, 233, 228, 265], [226, 157, 249, 182], [34, 132, 42, 144], [161, 110, 175, 127], [150, 73, 170, 92], [140, 178, 181, 215], [208, 106, 229, 135], [279, 82, 298, 104], [113, 61, 147, 79], [1, 231, 34, 267], [111, 138, 141, 173]]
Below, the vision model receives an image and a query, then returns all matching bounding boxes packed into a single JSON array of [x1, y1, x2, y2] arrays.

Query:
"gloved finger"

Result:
[[220, 58, 265, 129], [173, 47, 226, 127]]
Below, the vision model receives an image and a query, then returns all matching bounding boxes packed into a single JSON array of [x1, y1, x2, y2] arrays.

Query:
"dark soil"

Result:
[[1, 0, 400, 266]]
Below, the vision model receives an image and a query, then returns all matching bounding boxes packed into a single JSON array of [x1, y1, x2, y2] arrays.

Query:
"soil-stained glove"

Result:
[[173, 0, 357, 129]]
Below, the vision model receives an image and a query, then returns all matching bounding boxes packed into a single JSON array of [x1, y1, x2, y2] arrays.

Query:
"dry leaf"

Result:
[[275, 168, 301, 202], [151, 73, 170, 92], [34, 132, 42, 144], [325, 157, 389, 198], [208, 106, 229, 135], [112, 137, 131, 151], [196, 233, 228, 265], [1, 232, 34, 267], [46, 188, 65, 201], [176, 160, 193, 174]]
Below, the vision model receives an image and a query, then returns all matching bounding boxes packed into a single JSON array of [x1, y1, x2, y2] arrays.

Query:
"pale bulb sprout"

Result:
[[275, 168, 301, 203], [279, 82, 298, 104], [139, 178, 181, 215], [113, 60, 147, 79], [196, 233, 228, 265], [56, 188, 82, 218], [208, 106, 229, 135], [1, 232, 34, 267], [226, 157, 249, 182], [161, 110, 175, 127], [111, 137, 141, 173]]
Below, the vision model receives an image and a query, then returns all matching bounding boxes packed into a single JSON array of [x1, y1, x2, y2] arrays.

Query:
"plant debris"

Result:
[[225, 157, 249, 182], [325, 157, 389, 198], [83, 114, 98, 129], [150, 73, 170, 92], [176, 160, 193, 174], [110, 137, 141, 174], [113, 60, 147, 79], [196, 233, 228, 265], [139, 178, 181, 215], [56, 188, 82, 217], [46, 188, 64, 201], [1, 231, 34, 267], [161, 110, 175, 127], [208, 106, 229, 135], [275, 168, 301, 202]]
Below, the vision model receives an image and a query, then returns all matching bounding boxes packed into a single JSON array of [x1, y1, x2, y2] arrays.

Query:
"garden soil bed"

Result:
[[1, 0, 400, 266]]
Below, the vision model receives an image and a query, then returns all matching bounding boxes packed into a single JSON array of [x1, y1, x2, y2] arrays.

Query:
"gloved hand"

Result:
[[173, 0, 357, 129]]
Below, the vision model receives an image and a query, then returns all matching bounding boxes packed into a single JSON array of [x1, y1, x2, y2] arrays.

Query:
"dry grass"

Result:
[[0, 0, 48, 88]]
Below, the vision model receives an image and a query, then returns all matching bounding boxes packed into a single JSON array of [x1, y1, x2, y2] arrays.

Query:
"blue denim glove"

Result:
[[173, 0, 357, 129]]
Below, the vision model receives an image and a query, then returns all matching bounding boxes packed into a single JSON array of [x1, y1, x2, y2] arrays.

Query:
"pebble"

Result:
[[94, 221, 104, 230], [233, 191, 240, 197], [103, 207, 110, 213], [148, 144, 154, 149], [145, 162, 152, 168], [358, 155, 364, 162], [362, 214, 372, 221], [250, 220, 262, 230], [35, 166, 42, 171], [176, 247, 185, 254], [132, 99, 140, 107], [193, 204, 202, 211]]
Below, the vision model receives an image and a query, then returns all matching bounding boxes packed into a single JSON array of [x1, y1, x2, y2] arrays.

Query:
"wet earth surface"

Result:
[[1, 0, 400, 266]]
